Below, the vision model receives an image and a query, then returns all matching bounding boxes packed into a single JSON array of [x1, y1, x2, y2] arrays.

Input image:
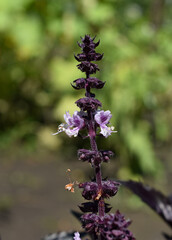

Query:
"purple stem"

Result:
[[86, 74, 105, 219]]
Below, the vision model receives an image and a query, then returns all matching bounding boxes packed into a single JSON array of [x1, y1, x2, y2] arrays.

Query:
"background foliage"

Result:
[[0, 0, 172, 178]]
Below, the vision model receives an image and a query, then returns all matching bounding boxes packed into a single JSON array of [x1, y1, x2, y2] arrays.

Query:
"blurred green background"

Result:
[[0, 0, 172, 177], [0, 0, 172, 239]]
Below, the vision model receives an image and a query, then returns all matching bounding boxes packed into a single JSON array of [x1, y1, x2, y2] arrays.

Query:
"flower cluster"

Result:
[[82, 210, 134, 240], [54, 35, 135, 240], [54, 110, 115, 138]]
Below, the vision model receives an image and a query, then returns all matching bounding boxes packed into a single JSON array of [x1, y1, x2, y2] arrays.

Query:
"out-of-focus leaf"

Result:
[[84, 3, 114, 25], [122, 122, 160, 175], [37, 127, 62, 150], [10, 16, 44, 58], [163, 233, 172, 240], [0, 0, 33, 11], [53, 96, 80, 121], [50, 58, 82, 92], [120, 180, 172, 228]]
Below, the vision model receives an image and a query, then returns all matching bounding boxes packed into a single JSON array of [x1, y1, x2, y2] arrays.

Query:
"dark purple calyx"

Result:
[[71, 77, 105, 90], [78, 149, 114, 165], [74, 52, 103, 62], [75, 35, 103, 75], [79, 180, 120, 200], [77, 61, 99, 74], [81, 210, 135, 240], [76, 35, 103, 62], [75, 97, 101, 111], [77, 35, 100, 49]]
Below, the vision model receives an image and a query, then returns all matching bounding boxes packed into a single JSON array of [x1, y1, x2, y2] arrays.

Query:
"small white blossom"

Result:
[[73, 232, 81, 240], [95, 110, 117, 138], [53, 111, 84, 137]]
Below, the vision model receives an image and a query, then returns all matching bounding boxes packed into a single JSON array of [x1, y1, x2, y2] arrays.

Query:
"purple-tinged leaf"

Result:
[[120, 180, 172, 228]]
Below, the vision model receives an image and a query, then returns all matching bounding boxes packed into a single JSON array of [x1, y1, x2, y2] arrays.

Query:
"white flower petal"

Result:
[[54, 111, 84, 138], [65, 127, 79, 137], [73, 232, 81, 240], [100, 125, 117, 138]]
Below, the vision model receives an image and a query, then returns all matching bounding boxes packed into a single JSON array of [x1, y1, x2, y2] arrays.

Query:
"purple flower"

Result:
[[94, 110, 117, 138], [73, 232, 81, 240], [95, 110, 112, 125], [53, 111, 84, 137]]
